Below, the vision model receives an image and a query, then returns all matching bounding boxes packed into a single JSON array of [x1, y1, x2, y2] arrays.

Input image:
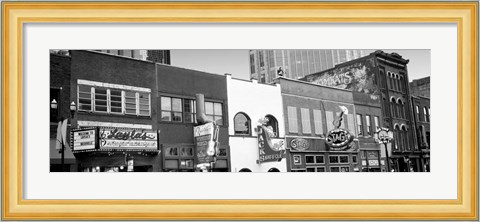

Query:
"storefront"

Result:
[[286, 137, 360, 172], [71, 127, 161, 172]]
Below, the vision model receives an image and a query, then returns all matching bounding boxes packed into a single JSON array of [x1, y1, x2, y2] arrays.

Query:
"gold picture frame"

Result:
[[2, 1, 478, 220]]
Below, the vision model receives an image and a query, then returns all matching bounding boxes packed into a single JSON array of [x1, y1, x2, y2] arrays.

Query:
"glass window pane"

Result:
[[330, 167, 340, 172], [214, 103, 222, 115], [315, 156, 324, 164], [172, 112, 182, 122], [78, 85, 91, 93], [306, 168, 315, 172], [214, 116, 223, 125], [305, 156, 314, 164], [172, 98, 182, 112], [340, 156, 349, 163], [139, 93, 149, 99], [161, 111, 171, 121], [184, 113, 194, 123], [205, 102, 214, 115], [234, 113, 249, 135], [161, 97, 171, 111], [184, 99, 193, 113], [139, 110, 149, 116], [317, 167, 325, 172], [341, 167, 350, 172], [329, 156, 339, 163]]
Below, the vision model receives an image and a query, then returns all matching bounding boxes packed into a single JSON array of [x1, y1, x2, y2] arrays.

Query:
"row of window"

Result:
[[356, 114, 380, 136], [233, 113, 279, 137], [293, 155, 358, 165], [292, 166, 351, 172], [390, 97, 407, 119], [78, 85, 151, 116], [393, 125, 410, 151], [415, 105, 431, 122], [386, 71, 406, 93], [160, 96, 223, 125], [286, 106, 355, 136]]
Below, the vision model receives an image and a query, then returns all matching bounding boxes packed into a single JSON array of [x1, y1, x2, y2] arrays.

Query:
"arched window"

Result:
[[234, 112, 251, 135], [239, 168, 252, 172], [401, 125, 408, 150], [397, 99, 404, 119], [394, 124, 400, 150], [268, 168, 280, 172], [390, 97, 397, 118], [265, 115, 279, 137]]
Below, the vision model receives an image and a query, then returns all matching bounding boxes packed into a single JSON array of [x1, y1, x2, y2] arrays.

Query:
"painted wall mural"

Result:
[[303, 58, 379, 94]]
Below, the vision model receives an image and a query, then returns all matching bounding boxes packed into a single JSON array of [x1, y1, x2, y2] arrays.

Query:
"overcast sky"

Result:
[[170, 49, 430, 81]]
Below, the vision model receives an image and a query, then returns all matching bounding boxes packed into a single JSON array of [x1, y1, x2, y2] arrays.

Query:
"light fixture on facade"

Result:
[[50, 99, 58, 110]]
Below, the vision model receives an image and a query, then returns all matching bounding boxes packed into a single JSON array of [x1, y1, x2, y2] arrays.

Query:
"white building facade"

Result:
[[226, 74, 286, 172]]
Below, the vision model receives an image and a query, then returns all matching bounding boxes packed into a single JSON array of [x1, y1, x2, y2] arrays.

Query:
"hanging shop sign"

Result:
[[257, 126, 285, 163], [99, 128, 158, 150], [194, 122, 219, 165], [325, 128, 354, 151], [71, 128, 97, 151]]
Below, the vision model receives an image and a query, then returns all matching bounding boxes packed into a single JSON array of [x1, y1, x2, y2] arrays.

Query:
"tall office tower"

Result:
[[249, 49, 371, 83], [96, 50, 171, 64], [146, 50, 171, 64]]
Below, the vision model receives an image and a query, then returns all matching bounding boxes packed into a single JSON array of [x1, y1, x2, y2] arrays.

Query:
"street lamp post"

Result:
[[374, 128, 394, 172], [51, 99, 76, 172]]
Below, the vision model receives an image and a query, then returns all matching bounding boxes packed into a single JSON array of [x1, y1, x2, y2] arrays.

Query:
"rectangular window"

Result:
[[184, 99, 196, 123], [315, 155, 324, 164], [325, 111, 334, 131], [78, 85, 92, 111], [306, 167, 316, 172], [160, 97, 172, 121], [313, 109, 323, 135], [305, 155, 315, 164], [109, 89, 122, 114], [365, 115, 372, 136], [161, 97, 221, 125], [352, 155, 358, 163], [339, 155, 349, 163], [138, 92, 150, 116], [330, 167, 340, 172], [300, 108, 311, 134], [316, 167, 326, 172], [124, 91, 137, 115], [347, 114, 355, 135], [340, 166, 350, 172], [374, 116, 380, 130], [356, 114, 363, 136], [94, 88, 108, 112], [329, 156, 339, 164], [77, 83, 150, 116], [287, 106, 298, 133], [205, 101, 223, 125]]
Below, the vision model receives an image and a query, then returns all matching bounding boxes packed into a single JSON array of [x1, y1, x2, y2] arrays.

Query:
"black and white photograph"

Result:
[[50, 49, 430, 173]]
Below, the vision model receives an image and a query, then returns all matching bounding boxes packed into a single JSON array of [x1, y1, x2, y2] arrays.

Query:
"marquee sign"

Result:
[[72, 128, 97, 151], [325, 128, 354, 151], [99, 128, 158, 150]]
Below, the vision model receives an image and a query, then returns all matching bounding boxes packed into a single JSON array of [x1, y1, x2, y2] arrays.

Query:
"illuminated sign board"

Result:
[[72, 128, 97, 151], [326, 128, 354, 151], [99, 128, 158, 150], [289, 138, 310, 151]]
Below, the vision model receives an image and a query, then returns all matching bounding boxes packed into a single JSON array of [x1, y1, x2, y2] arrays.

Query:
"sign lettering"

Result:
[[325, 128, 354, 151], [100, 128, 157, 150]]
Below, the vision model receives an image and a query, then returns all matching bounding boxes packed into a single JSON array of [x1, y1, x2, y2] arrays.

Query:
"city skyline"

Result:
[[170, 49, 430, 82]]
